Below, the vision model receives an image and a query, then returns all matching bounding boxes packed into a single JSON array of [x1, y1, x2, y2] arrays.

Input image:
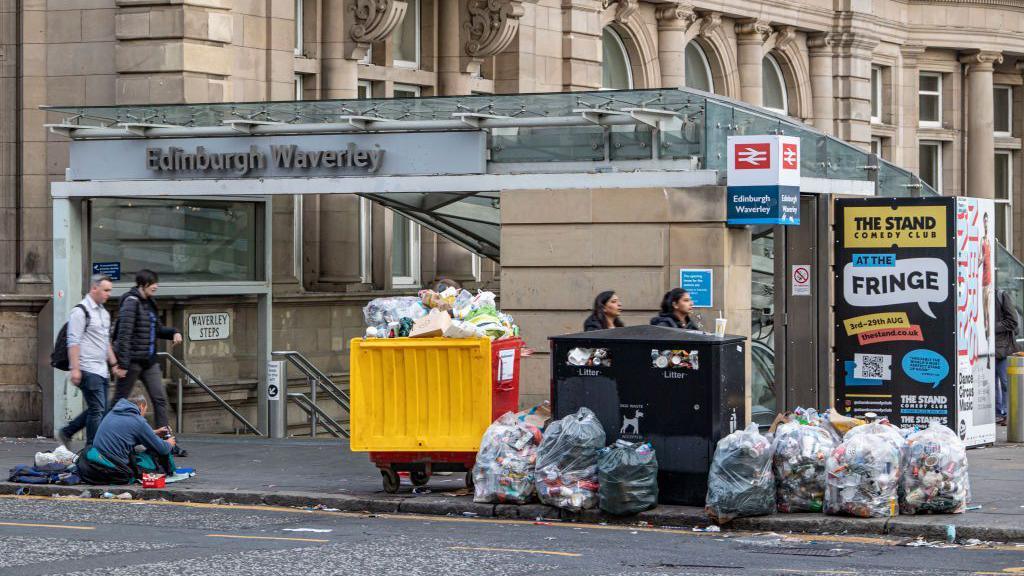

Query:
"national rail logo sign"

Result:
[[733, 143, 771, 170], [726, 135, 801, 226]]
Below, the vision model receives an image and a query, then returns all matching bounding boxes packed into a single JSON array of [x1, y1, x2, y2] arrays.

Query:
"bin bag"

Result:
[[825, 429, 901, 518], [705, 423, 775, 524], [472, 412, 542, 505], [900, 421, 970, 515], [597, 440, 658, 516], [771, 421, 835, 513], [535, 407, 606, 512]]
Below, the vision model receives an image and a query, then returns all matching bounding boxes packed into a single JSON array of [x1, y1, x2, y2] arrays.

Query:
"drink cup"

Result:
[[714, 318, 727, 338]]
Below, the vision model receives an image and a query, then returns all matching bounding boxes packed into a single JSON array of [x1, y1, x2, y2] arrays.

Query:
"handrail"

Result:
[[157, 352, 262, 436], [287, 393, 349, 439], [273, 350, 351, 410], [273, 350, 351, 437]]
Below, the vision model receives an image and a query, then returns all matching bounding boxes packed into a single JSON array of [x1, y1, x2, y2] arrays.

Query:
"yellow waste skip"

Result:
[[349, 337, 492, 452]]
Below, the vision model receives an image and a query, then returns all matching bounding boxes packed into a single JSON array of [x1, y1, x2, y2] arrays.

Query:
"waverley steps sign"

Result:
[[67, 132, 486, 181]]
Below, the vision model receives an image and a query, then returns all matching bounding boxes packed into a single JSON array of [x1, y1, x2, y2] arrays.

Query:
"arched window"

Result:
[[762, 54, 788, 114], [684, 42, 714, 93], [602, 27, 633, 90]]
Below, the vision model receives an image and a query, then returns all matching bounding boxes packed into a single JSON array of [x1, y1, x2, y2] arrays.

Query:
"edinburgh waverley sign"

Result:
[[68, 132, 485, 181], [146, 144, 386, 176]]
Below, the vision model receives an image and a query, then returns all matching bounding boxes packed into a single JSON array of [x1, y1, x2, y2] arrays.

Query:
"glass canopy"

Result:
[[46, 87, 942, 262]]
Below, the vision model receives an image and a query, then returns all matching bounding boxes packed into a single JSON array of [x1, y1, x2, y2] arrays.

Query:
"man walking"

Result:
[[58, 274, 126, 447], [111, 269, 182, 440], [995, 289, 1019, 426]]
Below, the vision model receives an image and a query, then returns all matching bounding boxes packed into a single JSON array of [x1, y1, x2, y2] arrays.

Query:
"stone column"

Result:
[[961, 50, 1003, 200], [898, 44, 925, 172], [656, 4, 696, 89], [735, 19, 771, 107], [807, 33, 835, 135], [561, 0, 603, 91], [114, 1, 233, 103], [832, 32, 878, 149], [437, 0, 470, 95]]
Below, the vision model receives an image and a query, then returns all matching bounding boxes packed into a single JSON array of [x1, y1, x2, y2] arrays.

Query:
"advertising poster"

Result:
[[835, 198, 969, 443], [955, 197, 997, 446]]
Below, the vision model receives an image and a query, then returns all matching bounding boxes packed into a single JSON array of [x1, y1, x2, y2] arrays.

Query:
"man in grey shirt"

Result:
[[58, 274, 126, 447]]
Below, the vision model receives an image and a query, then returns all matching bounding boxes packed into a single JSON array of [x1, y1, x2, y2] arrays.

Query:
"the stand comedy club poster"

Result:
[[834, 197, 995, 447]]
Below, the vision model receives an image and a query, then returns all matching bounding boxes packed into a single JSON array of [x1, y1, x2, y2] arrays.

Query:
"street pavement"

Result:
[[1, 432, 1023, 543], [1, 495, 1024, 575]]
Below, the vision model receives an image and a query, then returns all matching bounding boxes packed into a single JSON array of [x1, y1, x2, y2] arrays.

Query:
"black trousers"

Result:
[[113, 360, 169, 428]]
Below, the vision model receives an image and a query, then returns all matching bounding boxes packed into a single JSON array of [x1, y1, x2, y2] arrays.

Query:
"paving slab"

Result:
[[2, 433, 1022, 542]]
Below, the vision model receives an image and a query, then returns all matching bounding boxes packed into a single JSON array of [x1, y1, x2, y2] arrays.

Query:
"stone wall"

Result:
[[500, 186, 753, 418]]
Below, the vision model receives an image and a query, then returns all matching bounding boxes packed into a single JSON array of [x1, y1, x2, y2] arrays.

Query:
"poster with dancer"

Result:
[[955, 197, 996, 446]]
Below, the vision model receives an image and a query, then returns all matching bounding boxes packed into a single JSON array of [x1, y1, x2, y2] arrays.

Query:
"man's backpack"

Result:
[[50, 304, 90, 371]]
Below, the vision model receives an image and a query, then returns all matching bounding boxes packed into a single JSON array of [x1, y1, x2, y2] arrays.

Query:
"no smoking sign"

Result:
[[792, 265, 811, 296]]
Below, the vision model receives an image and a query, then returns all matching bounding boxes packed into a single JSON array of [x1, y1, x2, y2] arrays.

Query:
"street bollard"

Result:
[[267, 360, 287, 439], [1010, 356, 1024, 443]]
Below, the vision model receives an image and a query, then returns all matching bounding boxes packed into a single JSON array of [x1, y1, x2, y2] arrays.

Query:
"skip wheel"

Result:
[[464, 471, 474, 489], [410, 471, 430, 486], [381, 469, 400, 493]]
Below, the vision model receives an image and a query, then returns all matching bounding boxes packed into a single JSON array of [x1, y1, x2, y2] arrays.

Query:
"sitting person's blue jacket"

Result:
[[92, 398, 172, 467]]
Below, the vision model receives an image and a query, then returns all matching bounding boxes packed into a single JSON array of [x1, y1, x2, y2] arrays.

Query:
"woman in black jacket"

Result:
[[650, 288, 702, 330], [583, 290, 624, 331], [112, 269, 182, 436]]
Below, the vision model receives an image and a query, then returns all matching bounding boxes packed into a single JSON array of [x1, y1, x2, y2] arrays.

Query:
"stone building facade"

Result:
[[1, 0, 1023, 435]]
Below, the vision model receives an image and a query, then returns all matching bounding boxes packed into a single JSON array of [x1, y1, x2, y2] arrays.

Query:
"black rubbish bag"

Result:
[[597, 440, 658, 515], [705, 423, 775, 524]]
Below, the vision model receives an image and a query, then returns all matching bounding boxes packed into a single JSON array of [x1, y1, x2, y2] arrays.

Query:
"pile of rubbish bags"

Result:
[[598, 440, 658, 515], [362, 288, 519, 340], [535, 408, 606, 512], [472, 407, 659, 515], [705, 411, 970, 524], [705, 423, 776, 524]]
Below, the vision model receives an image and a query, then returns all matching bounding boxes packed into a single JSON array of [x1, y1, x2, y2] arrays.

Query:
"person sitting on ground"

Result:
[[76, 395, 175, 485], [650, 288, 702, 331]]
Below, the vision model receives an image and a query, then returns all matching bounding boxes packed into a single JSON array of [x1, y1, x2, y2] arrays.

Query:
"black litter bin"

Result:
[[550, 324, 746, 506]]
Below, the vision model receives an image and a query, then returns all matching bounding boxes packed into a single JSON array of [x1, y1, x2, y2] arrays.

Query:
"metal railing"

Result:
[[158, 352, 261, 436], [272, 350, 350, 438], [287, 392, 349, 439]]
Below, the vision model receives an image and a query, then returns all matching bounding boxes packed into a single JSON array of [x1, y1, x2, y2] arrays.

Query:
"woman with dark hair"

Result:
[[583, 291, 624, 331], [651, 288, 702, 330]]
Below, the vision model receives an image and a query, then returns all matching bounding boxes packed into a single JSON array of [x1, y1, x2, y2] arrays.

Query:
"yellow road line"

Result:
[[450, 546, 580, 557], [206, 534, 329, 543], [4, 494, 1023, 553], [0, 521, 94, 531]]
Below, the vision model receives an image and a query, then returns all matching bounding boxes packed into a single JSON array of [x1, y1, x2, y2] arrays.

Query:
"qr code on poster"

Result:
[[854, 353, 892, 381]]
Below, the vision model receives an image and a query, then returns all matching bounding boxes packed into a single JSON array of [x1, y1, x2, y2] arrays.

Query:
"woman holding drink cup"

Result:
[[650, 288, 704, 331]]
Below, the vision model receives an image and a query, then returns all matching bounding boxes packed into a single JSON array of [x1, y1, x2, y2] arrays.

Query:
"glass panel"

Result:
[[392, 212, 411, 277], [778, 123, 826, 178], [919, 143, 940, 191], [90, 198, 262, 282], [750, 225, 776, 427], [877, 161, 914, 198], [610, 127, 653, 160], [684, 42, 713, 92], [660, 110, 704, 162], [393, 0, 418, 65], [995, 87, 1011, 133], [996, 153, 1011, 200], [762, 56, 786, 113], [602, 28, 632, 90], [826, 138, 870, 180], [734, 108, 779, 137], [703, 99, 732, 172], [995, 244, 1024, 332], [919, 94, 940, 123], [491, 127, 605, 162], [919, 73, 939, 93]]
